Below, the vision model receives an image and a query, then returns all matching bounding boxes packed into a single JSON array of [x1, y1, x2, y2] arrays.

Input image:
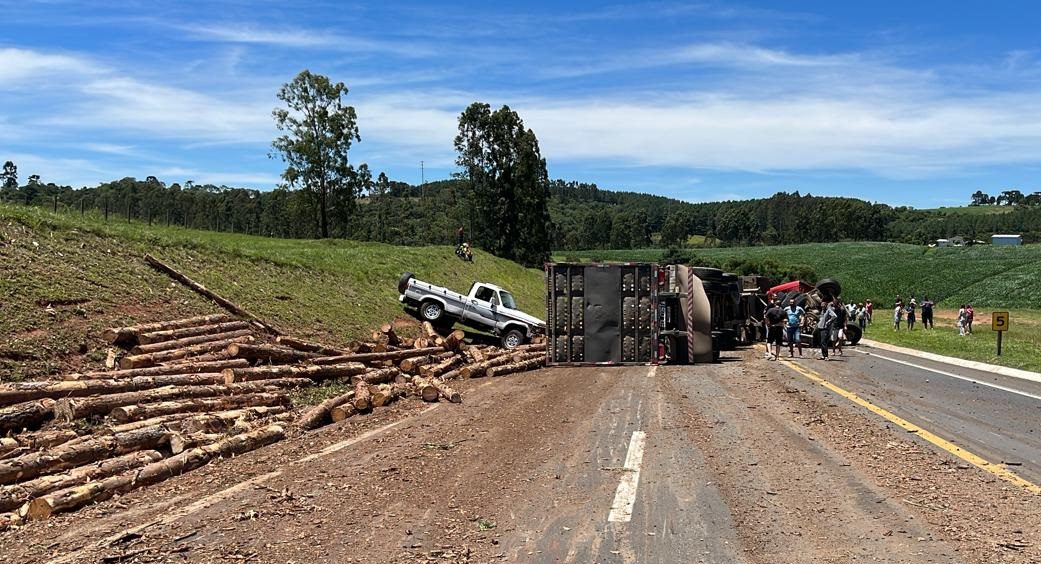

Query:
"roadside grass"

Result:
[[1, 204, 544, 380], [860, 309, 1041, 373]]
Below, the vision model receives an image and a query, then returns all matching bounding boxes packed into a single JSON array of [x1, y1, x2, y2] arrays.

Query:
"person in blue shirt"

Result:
[[784, 298, 805, 358]]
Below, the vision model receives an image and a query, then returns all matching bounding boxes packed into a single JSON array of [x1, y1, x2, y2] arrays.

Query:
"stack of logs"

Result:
[[0, 314, 545, 530]]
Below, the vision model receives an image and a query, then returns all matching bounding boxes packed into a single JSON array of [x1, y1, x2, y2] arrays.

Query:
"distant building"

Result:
[[992, 234, 1023, 246], [936, 238, 949, 248]]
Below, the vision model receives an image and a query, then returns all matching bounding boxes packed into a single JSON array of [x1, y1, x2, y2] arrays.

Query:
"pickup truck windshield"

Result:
[[500, 291, 517, 309]]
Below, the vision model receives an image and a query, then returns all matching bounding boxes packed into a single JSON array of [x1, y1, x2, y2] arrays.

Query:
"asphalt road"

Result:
[[788, 344, 1041, 484]]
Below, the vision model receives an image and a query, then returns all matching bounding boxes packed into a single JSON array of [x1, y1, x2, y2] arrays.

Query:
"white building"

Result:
[[936, 239, 949, 248], [992, 234, 1023, 246]]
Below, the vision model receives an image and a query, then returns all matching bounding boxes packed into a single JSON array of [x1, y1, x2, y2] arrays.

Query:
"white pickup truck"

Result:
[[398, 272, 545, 348]]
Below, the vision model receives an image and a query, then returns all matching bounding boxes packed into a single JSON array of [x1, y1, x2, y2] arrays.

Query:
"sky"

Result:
[[3, 1, 1041, 208]]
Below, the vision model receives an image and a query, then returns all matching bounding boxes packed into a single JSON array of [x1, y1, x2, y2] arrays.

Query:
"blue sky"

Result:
[[3, 1, 1041, 208]]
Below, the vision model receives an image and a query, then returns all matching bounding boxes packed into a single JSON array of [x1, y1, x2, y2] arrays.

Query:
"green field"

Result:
[[925, 205, 1015, 216], [0, 204, 544, 379]]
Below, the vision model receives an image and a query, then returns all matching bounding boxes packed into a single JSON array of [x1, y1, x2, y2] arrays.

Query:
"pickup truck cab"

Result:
[[398, 272, 545, 348]]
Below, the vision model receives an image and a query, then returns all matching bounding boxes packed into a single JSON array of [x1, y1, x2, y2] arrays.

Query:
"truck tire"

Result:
[[844, 323, 862, 345], [815, 278, 842, 300], [398, 272, 415, 294], [501, 328, 525, 349], [419, 300, 444, 322]]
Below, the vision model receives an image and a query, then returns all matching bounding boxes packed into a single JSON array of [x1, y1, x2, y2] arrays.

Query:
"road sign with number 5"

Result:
[[992, 311, 1010, 331]]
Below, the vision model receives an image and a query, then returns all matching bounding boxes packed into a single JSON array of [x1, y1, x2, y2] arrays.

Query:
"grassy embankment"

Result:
[[557, 243, 1041, 372], [0, 204, 544, 380]]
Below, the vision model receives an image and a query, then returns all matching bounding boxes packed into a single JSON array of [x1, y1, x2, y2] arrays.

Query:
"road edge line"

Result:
[[781, 359, 1041, 495], [854, 349, 1041, 402], [860, 339, 1041, 384]]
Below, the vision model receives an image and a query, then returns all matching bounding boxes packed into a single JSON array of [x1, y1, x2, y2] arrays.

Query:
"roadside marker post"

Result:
[[992, 311, 1009, 356]]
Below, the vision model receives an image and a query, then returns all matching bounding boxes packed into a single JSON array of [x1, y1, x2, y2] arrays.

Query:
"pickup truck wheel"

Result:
[[420, 300, 444, 322], [501, 329, 525, 349], [397, 272, 415, 294]]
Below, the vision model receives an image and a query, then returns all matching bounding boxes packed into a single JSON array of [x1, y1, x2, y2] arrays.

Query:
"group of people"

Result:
[[891, 295, 937, 331], [957, 304, 976, 336], [844, 301, 873, 329], [763, 297, 849, 361]]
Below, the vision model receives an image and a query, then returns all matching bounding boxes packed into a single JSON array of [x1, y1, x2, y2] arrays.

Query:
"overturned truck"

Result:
[[767, 278, 863, 346]]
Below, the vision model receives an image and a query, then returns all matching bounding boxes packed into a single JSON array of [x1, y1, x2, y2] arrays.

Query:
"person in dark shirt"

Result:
[[764, 299, 786, 361], [906, 298, 917, 330], [921, 296, 934, 329]]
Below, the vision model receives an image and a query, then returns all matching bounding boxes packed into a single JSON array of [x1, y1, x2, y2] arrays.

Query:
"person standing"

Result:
[[966, 304, 975, 334], [456, 226, 465, 247], [865, 300, 873, 325], [957, 304, 968, 336], [764, 299, 786, 361], [858, 303, 868, 329], [893, 303, 903, 330], [817, 301, 837, 360], [906, 298, 917, 331], [921, 296, 934, 329], [785, 297, 805, 358], [832, 299, 847, 356]]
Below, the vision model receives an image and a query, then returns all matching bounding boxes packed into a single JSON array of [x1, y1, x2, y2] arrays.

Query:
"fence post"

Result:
[[104, 201, 109, 222], [53, 195, 58, 212], [80, 199, 85, 217]]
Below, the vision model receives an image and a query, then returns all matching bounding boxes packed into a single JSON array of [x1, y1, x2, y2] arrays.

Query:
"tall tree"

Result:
[[454, 102, 551, 266], [1, 161, 16, 189], [271, 70, 360, 238]]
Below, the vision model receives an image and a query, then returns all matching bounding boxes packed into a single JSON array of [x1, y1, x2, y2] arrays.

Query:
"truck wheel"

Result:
[[501, 328, 525, 349], [419, 300, 443, 322], [397, 272, 415, 294], [844, 323, 862, 345], [815, 278, 842, 300]]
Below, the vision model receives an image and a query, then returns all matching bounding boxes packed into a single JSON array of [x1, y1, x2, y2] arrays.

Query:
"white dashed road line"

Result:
[[607, 430, 647, 523], [856, 350, 1041, 402]]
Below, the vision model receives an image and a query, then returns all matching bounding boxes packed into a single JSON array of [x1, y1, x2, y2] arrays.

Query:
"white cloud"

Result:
[[153, 167, 280, 187], [0, 47, 101, 86], [180, 23, 433, 57]]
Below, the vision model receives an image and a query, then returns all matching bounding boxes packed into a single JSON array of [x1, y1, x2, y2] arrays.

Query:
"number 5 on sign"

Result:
[[992, 311, 1010, 356]]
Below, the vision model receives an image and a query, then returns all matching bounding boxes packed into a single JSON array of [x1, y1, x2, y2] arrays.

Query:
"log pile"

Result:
[[0, 307, 547, 530]]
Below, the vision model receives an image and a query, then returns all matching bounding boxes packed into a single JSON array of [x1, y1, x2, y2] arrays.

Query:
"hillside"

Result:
[[0, 204, 544, 380]]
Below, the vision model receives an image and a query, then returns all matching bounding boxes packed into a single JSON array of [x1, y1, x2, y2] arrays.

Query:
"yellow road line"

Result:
[[781, 358, 1041, 495]]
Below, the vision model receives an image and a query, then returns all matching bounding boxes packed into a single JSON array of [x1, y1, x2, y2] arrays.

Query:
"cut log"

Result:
[[228, 412, 294, 435], [179, 406, 288, 434], [169, 432, 222, 455], [294, 390, 354, 431], [0, 400, 55, 434], [105, 413, 195, 435], [222, 363, 367, 384], [412, 338, 430, 349], [459, 354, 514, 379], [226, 343, 319, 364], [163, 352, 232, 365], [102, 314, 232, 346], [410, 377, 440, 402], [275, 336, 348, 356], [440, 368, 463, 381], [53, 379, 310, 422], [63, 359, 249, 381], [442, 330, 466, 351], [329, 403, 357, 422], [346, 341, 372, 353], [0, 450, 162, 512], [109, 393, 290, 423], [371, 384, 404, 407], [431, 380, 461, 403], [486, 356, 545, 378], [120, 335, 252, 369], [25, 424, 285, 520], [379, 323, 400, 346], [144, 255, 281, 335], [421, 322, 445, 347], [419, 356, 463, 379], [130, 328, 254, 355], [0, 425, 169, 485], [351, 368, 401, 386], [0, 373, 225, 407], [399, 351, 453, 374], [0, 438, 18, 457], [137, 320, 252, 345], [352, 381, 372, 411], [0, 511, 20, 530], [311, 347, 444, 366], [14, 430, 79, 450]]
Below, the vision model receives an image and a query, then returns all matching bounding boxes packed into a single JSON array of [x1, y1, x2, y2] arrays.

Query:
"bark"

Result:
[[346, 341, 372, 353], [442, 330, 466, 351], [459, 354, 514, 379], [294, 391, 355, 430], [14, 430, 79, 450], [222, 363, 367, 384], [179, 406, 288, 434], [137, 321, 252, 346], [0, 373, 224, 407], [275, 336, 348, 356], [409, 377, 440, 402], [226, 343, 319, 364], [130, 328, 254, 355], [412, 338, 430, 349], [0, 425, 169, 485], [352, 381, 372, 411], [440, 368, 463, 381], [103, 314, 232, 346], [418, 356, 463, 379], [169, 432, 222, 455], [311, 347, 444, 366], [0, 399, 55, 434], [486, 356, 546, 378], [0, 450, 162, 512], [144, 254, 281, 335], [431, 380, 461, 403], [330, 403, 357, 422], [24, 424, 285, 520], [63, 359, 249, 381], [109, 393, 290, 423], [379, 323, 400, 346], [0, 438, 18, 457], [106, 413, 196, 435], [120, 335, 252, 369], [421, 322, 445, 347], [399, 352, 453, 374], [351, 368, 401, 386], [53, 379, 310, 422], [371, 384, 404, 407]]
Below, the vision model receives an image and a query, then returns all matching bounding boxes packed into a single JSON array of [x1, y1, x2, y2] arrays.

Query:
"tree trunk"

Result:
[[226, 343, 319, 364], [24, 424, 286, 521], [222, 363, 367, 384], [399, 352, 453, 374], [275, 336, 348, 356], [169, 432, 222, 455], [0, 399, 55, 434], [351, 368, 401, 386], [370, 384, 403, 407], [410, 377, 440, 402], [379, 323, 400, 346], [418, 356, 463, 379], [109, 393, 290, 423], [63, 359, 249, 381], [12, 430, 79, 450], [0, 373, 224, 407], [105, 413, 197, 435], [120, 335, 252, 369], [459, 354, 514, 379], [330, 402, 357, 422], [352, 381, 372, 411], [179, 406, 288, 434], [421, 322, 445, 347], [486, 356, 545, 378], [130, 329, 254, 355], [311, 347, 444, 366], [0, 425, 170, 485], [137, 321, 251, 346], [442, 329, 466, 351], [294, 391, 355, 431], [103, 314, 233, 346], [143, 254, 281, 335], [0, 450, 162, 512], [53, 379, 310, 422]]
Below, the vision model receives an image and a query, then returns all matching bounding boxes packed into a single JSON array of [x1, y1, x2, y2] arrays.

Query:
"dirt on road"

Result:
[[3, 349, 1039, 563]]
